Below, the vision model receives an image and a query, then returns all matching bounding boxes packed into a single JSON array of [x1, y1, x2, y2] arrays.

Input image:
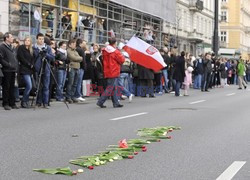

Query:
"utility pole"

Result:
[[213, 0, 219, 56]]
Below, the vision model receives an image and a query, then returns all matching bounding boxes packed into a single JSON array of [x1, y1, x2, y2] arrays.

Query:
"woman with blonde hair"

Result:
[[17, 37, 34, 108]]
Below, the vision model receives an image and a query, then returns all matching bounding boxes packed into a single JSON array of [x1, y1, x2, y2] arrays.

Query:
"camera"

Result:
[[39, 47, 47, 57]]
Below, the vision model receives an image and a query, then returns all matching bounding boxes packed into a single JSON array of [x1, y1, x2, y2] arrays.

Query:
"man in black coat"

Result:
[[0, 33, 19, 110], [173, 51, 185, 97], [201, 53, 212, 92], [138, 65, 155, 98]]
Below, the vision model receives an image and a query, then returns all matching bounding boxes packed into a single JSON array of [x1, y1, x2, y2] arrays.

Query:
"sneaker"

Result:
[[21, 102, 31, 109], [129, 94, 134, 103], [4, 105, 11, 110], [76, 97, 86, 102], [244, 86, 247, 89], [43, 104, 50, 109]]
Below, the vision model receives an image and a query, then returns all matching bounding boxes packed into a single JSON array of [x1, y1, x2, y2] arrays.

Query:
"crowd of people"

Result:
[[0, 31, 250, 110]]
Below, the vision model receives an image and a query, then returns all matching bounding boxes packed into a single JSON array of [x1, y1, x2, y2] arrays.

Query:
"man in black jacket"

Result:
[[0, 33, 19, 110], [201, 53, 212, 92]]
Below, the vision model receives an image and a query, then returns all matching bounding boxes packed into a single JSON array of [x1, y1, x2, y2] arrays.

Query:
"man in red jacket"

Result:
[[97, 38, 125, 108]]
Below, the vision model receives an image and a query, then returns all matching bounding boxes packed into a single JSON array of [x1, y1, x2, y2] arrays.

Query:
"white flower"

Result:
[[77, 169, 84, 173]]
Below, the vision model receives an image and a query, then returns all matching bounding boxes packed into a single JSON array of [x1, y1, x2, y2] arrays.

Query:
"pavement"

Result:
[[0, 85, 249, 180]]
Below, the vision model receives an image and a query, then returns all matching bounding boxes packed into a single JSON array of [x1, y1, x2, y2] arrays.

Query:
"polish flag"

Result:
[[123, 36, 167, 72]]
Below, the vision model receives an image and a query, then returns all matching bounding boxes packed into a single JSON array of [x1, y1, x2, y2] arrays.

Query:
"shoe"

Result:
[[141, 95, 147, 98], [129, 94, 133, 103], [149, 95, 156, 98], [43, 104, 50, 109], [66, 98, 73, 104], [205, 90, 210, 92], [21, 102, 30, 109], [72, 98, 79, 103], [184, 94, 189, 96], [165, 90, 170, 93], [97, 103, 106, 108], [244, 86, 247, 89], [158, 92, 163, 95], [36, 103, 42, 107], [238, 88, 242, 90], [4, 105, 11, 110], [76, 97, 86, 102], [15, 98, 20, 103], [201, 89, 204, 92], [114, 104, 123, 108], [11, 105, 19, 109]]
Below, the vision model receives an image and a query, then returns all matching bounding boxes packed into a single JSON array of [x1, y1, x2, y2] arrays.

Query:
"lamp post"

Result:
[[213, 0, 219, 56]]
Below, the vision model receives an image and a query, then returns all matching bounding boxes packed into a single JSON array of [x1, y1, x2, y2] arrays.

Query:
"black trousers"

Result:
[[2, 72, 16, 106], [201, 72, 212, 91], [139, 79, 154, 96]]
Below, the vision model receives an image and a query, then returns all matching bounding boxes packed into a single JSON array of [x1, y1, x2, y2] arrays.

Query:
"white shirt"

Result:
[[34, 10, 42, 22]]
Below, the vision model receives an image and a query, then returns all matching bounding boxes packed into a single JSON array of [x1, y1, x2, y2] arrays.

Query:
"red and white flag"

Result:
[[123, 36, 166, 72]]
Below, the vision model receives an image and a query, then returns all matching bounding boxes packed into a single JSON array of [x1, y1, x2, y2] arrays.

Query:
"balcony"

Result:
[[245, 26, 250, 34], [220, 41, 227, 48], [221, 1, 228, 9], [187, 32, 203, 43], [189, 0, 204, 12]]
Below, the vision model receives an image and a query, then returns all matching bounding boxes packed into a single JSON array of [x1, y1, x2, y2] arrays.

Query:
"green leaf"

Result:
[[33, 167, 73, 176]]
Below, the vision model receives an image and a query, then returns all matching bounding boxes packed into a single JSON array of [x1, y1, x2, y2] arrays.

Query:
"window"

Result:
[[220, 31, 227, 42], [221, 10, 227, 22]]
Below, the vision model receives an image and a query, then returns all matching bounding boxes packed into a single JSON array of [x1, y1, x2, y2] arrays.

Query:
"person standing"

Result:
[[33, 33, 55, 109], [55, 41, 68, 101], [237, 58, 247, 90], [201, 53, 212, 92], [97, 38, 125, 108], [0, 33, 19, 110], [17, 37, 34, 108], [219, 58, 227, 88], [74, 38, 87, 102], [34, 7, 42, 35], [173, 51, 185, 97], [65, 39, 83, 103]]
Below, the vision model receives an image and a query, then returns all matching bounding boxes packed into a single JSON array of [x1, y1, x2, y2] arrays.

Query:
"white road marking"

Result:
[[216, 161, 246, 180], [189, 100, 206, 105], [110, 112, 148, 121], [226, 93, 236, 96]]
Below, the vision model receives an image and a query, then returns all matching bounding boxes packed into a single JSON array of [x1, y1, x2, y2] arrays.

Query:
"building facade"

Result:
[[169, 0, 215, 56], [8, 0, 176, 48], [219, 0, 250, 60], [0, 0, 9, 33]]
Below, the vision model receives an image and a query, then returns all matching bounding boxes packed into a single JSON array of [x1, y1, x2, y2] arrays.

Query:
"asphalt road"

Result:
[[0, 85, 249, 180]]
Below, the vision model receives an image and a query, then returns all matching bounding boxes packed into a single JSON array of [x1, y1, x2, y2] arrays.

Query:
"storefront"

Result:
[[9, 0, 176, 48]]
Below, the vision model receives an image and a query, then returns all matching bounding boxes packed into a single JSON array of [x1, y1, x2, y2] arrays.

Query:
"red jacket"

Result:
[[102, 45, 125, 78]]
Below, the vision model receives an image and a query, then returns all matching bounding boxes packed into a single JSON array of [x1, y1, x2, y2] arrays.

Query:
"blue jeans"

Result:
[[22, 75, 32, 102], [162, 69, 169, 91], [37, 73, 50, 105], [99, 31, 104, 43], [34, 20, 40, 35], [56, 70, 66, 100], [175, 80, 181, 96], [118, 73, 132, 97], [97, 78, 120, 107], [155, 73, 163, 93], [194, 74, 202, 89], [88, 30, 93, 42], [66, 68, 79, 99], [74, 69, 84, 98]]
